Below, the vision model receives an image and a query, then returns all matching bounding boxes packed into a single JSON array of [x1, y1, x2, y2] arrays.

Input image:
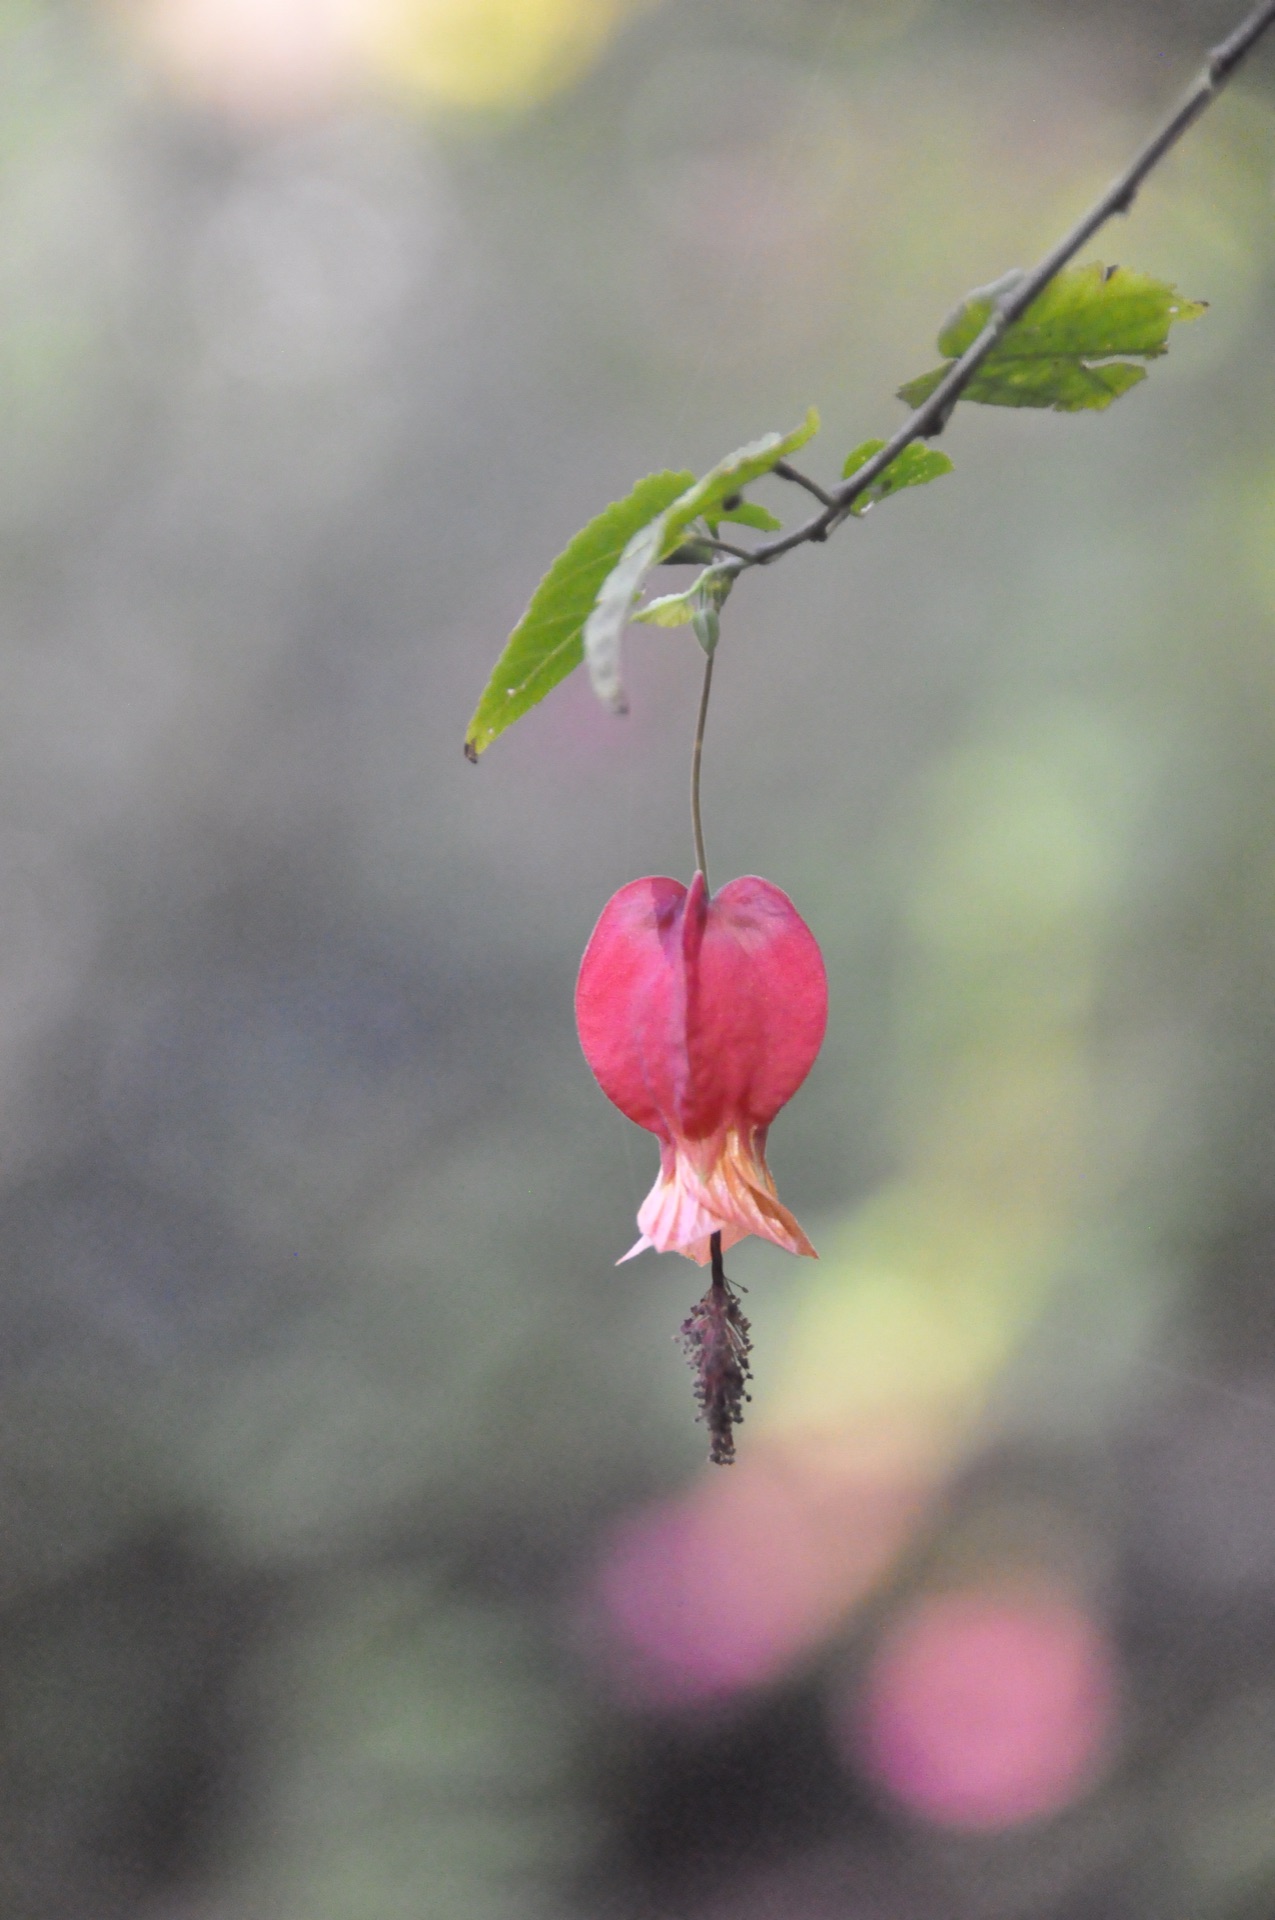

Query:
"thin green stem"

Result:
[[690, 648, 715, 888]]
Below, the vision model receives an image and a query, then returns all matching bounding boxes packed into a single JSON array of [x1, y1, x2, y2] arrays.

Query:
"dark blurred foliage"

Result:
[[5, 1, 1275, 1916]]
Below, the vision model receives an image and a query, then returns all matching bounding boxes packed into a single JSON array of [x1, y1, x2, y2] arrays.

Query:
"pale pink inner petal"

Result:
[[624, 1130, 815, 1265]]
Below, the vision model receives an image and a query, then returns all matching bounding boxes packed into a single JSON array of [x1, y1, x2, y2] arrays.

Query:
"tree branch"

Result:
[[735, 0, 1275, 571], [773, 459, 837, 507]]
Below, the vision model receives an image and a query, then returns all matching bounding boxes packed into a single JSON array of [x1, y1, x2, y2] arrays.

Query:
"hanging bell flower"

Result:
[[575, 870, 827, 1265]]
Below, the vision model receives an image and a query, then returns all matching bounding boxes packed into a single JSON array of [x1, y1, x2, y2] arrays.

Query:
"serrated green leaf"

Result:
[[464, 468, 693, 758], [841, 437, 954, 512], [705, 500, 783, 534], [841, 437, 887, 482], [897, 262, 1205, 414], [938, 262, 1205, 359], [583, 409, 818, 710], [899, 357, 1148, 411]]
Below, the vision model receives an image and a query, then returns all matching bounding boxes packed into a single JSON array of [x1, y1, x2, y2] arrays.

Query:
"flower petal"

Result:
[[575, 872, 827, 1144], [626, 1126, 818, 1265]]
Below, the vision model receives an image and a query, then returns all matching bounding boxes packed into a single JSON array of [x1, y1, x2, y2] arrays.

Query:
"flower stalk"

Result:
[[689, 648, 714, 890]]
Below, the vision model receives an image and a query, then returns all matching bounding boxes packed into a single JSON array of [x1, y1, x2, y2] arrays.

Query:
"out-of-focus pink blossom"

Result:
[[575, 871, 826, 1264]]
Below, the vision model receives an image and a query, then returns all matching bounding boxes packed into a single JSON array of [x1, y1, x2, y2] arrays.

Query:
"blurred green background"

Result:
[[5, 0, 1275, 1914]]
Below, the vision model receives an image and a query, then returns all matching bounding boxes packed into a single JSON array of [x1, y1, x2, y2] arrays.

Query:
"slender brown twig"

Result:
[[773, 459, 837, 508], [666, 1, 1275, 1464], [702, 536, 757, 564], [692, 0, 1275, 580]]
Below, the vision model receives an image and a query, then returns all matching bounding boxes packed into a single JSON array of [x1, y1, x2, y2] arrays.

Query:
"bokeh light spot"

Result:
[[117, 0, 652, 119], [844, 1584, 1118, 1830], [119, 0, 372, 120], [586, 1437, 929, 1707], [366, 0, 646, 110]]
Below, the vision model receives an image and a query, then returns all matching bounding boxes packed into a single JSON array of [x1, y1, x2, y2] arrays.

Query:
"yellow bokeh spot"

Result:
[[764, 1183, 1056, 1439], [365, 0, 646, 109]]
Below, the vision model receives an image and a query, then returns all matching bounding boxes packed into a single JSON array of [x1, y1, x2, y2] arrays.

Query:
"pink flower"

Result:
[[575, 871, 827, 1264]]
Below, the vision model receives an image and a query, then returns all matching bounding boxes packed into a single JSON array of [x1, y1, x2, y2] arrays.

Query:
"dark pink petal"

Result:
[[575, 872, 827, 1146]]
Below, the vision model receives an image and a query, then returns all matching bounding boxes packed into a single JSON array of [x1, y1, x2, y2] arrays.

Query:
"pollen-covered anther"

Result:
[[679, 1262, 753, 1466]]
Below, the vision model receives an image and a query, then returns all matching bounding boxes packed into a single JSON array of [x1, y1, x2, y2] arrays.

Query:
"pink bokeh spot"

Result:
[[847, 1585, 1119, 1830], [586, 1440, 930, 1707], [594, 1486, 826, 1704], [126, 0, 370, 120]]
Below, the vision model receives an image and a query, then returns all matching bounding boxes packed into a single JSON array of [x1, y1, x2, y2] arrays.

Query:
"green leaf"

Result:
[[705, 500, 783, 534], [897, 262, 1205, 413], [899, 353, 1149, 412], [583, 409, 818, 711], [672, 408, 819, 528], [632, 564, 736, 629], [463, 469, 693, 759], [841, 438, 954, 512], [938, 262, 1204, 360], [631, 591, 701, 629]]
